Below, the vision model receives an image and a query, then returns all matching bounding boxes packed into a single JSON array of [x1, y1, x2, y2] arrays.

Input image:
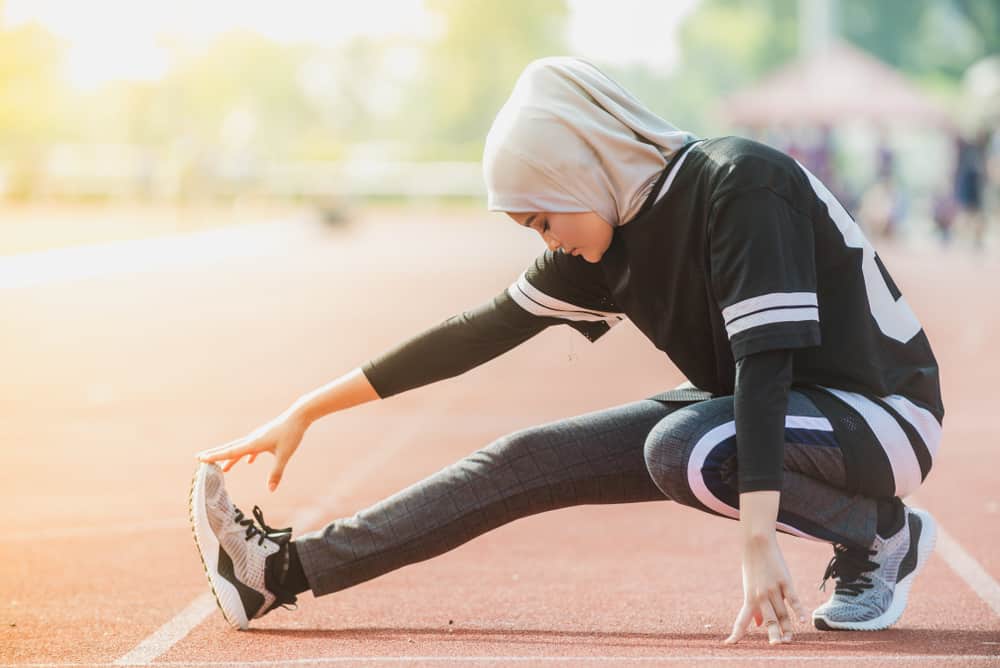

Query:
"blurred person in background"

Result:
[[954, 128, 992, 251], [190, 56, 944, 646], [858, 129, 905, 241]]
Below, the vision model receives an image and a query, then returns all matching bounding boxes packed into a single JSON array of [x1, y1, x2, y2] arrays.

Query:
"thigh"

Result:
[[643, 389, 876, 544], [643, 390, 850, 494], [480, 397, 696, 506]]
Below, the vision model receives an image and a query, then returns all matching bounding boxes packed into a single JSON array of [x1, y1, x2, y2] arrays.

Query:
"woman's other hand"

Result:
[[724, 532, 807, 645], [195, 410, 309, 492]]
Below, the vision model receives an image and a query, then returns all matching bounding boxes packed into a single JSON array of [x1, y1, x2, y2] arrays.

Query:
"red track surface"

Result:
[[1, 210, 998, 666]]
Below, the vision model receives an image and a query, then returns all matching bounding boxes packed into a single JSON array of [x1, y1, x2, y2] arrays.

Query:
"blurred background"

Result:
[[0, 0, 998, 255], [4, 4, 1000, 660]]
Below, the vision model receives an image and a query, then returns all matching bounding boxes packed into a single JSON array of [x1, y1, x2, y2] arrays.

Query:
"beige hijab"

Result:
[[483, 56, 698, 228]]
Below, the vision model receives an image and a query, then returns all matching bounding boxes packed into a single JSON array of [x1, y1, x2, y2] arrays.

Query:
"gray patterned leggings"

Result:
[[295, 390, 878, 597]]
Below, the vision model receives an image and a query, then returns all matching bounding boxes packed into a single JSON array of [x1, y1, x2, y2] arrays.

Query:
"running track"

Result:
[[1, 208, 997, 667]]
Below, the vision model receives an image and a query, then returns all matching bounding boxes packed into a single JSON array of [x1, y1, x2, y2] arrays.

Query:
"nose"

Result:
[[540, 229, 562, 252]]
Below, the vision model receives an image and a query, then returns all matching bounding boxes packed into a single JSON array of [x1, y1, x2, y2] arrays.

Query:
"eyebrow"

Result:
[[522, 214, 537, 228]]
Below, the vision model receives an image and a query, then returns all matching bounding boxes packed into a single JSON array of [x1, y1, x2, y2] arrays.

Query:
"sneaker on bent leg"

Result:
[[812, 506, 937, 631], [189, 462, 300, 630]]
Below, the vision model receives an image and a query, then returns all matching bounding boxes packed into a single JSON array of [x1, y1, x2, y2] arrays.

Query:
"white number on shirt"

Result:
[[796, 161, 922, 344]]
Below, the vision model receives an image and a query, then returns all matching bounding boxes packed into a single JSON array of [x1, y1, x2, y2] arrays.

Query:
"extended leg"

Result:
[[296, 397, 692, 596]]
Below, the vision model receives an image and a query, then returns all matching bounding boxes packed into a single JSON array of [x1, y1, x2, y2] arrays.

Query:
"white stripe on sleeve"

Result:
[[507, 273, 625, 327], [721, 291, 818, 324], [725, 306, 819, 337]]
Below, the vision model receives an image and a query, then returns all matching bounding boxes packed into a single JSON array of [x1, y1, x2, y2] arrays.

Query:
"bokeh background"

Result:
[[2, 3, 1000, 663], [1, 0, 998, 254]]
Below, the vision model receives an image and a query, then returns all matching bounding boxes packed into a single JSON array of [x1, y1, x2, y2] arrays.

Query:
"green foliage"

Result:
[[0, 22, 69, 150], [157, 31, 322, 153], [840, 0, 999, 79], [1, 0, 995, 174], [408, 0, 571, 160]]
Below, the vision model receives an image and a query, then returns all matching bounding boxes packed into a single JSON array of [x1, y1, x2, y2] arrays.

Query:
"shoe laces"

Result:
[[819, 543, 879, 596], [233, 504, 292, 546]]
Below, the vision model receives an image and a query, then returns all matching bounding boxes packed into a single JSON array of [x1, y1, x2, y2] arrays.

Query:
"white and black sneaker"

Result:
[[812, 506, 937, 631], [188, 462, 299, 630]]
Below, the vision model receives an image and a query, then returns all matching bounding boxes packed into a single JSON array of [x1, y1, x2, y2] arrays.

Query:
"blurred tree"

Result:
[[0, 19, 70, 197], [644, 0, 999, 136], [840, 0, 999, 80], [647, 0, 799, 136], [405, 0, 571, 160], [157, 30, 322, 156]]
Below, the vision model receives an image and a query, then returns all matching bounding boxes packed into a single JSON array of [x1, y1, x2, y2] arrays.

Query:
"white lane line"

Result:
[[8, 654, 1000, 666], [103, 451, 999, 665], [907, 496, 1000, 617], [936, 524, 1000, 617], [0, 218, 308, 289], [113, 400, 456, 666], [112, 593, 216, 666]]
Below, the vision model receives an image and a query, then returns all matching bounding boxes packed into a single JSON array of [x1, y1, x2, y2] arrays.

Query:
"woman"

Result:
[[190, 57, 944, 644]]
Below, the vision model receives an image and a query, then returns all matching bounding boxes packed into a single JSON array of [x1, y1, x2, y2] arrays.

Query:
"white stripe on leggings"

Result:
[[818, 386, 924, 498], [685, 417, 834, 543], [879, 393, 943, 459]]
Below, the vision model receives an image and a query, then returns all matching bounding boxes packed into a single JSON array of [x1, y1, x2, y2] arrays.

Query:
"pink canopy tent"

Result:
[[718, 40, 955, 131]]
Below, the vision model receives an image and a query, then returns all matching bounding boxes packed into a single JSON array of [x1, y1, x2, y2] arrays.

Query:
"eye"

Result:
[[542, 219, 550, 232]]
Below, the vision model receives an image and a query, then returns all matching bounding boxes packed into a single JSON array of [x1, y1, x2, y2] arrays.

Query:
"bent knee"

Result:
[[643, 402, 733, 505], [643, 417, 693, 501]]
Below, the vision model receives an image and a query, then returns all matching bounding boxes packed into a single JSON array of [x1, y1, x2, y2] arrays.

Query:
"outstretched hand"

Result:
[[195, 410, 309, 492]]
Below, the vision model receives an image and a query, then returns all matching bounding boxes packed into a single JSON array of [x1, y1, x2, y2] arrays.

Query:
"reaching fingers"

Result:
[[196, 436, 251, 462], [782, 581, 808, 624], [724, 603, 754, 644], [197, 438, 267, 468], [221, 454, 247, 473], [759, 599, 785, 645], [768, 590, 794, 642], [268, 451, 288, 492]]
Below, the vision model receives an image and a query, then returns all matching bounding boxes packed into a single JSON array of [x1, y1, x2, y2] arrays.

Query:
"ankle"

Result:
[[876, 497, 906, 539], [280, 541, 311, 596]]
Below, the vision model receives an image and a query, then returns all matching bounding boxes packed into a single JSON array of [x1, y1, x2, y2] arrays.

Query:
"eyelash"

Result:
[[541, 220, 549, 232]]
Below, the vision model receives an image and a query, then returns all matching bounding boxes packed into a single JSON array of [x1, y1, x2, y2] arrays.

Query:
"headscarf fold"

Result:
[[483, 56, 698, 227]]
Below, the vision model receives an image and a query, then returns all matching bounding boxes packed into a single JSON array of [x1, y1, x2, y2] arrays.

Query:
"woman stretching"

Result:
[[190, 56, 944, 645]]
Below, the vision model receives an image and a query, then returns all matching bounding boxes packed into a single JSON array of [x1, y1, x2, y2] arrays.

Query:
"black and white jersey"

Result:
[[501, 136, 944, 494], [361, 135, 944, 496]]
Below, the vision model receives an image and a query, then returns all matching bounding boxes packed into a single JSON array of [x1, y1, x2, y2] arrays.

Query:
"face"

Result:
[[507, 211, 613, 263]]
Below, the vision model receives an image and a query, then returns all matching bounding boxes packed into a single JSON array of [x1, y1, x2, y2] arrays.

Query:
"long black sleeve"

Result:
[[361, 247, 624, 399], [733, 347, 794, 493], [361, 289, 549, 399]]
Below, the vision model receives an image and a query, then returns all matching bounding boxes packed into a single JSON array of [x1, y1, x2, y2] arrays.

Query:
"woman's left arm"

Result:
[[723, 348, 808, 645]]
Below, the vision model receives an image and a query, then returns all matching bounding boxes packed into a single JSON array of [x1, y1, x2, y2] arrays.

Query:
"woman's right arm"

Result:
[[194, 289, 550, 490], [196, 250, 623, 490]]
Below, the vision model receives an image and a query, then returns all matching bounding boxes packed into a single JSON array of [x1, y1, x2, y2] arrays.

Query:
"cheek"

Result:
[[550, 219, 576, 243], [590, 223, 612, 249]]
